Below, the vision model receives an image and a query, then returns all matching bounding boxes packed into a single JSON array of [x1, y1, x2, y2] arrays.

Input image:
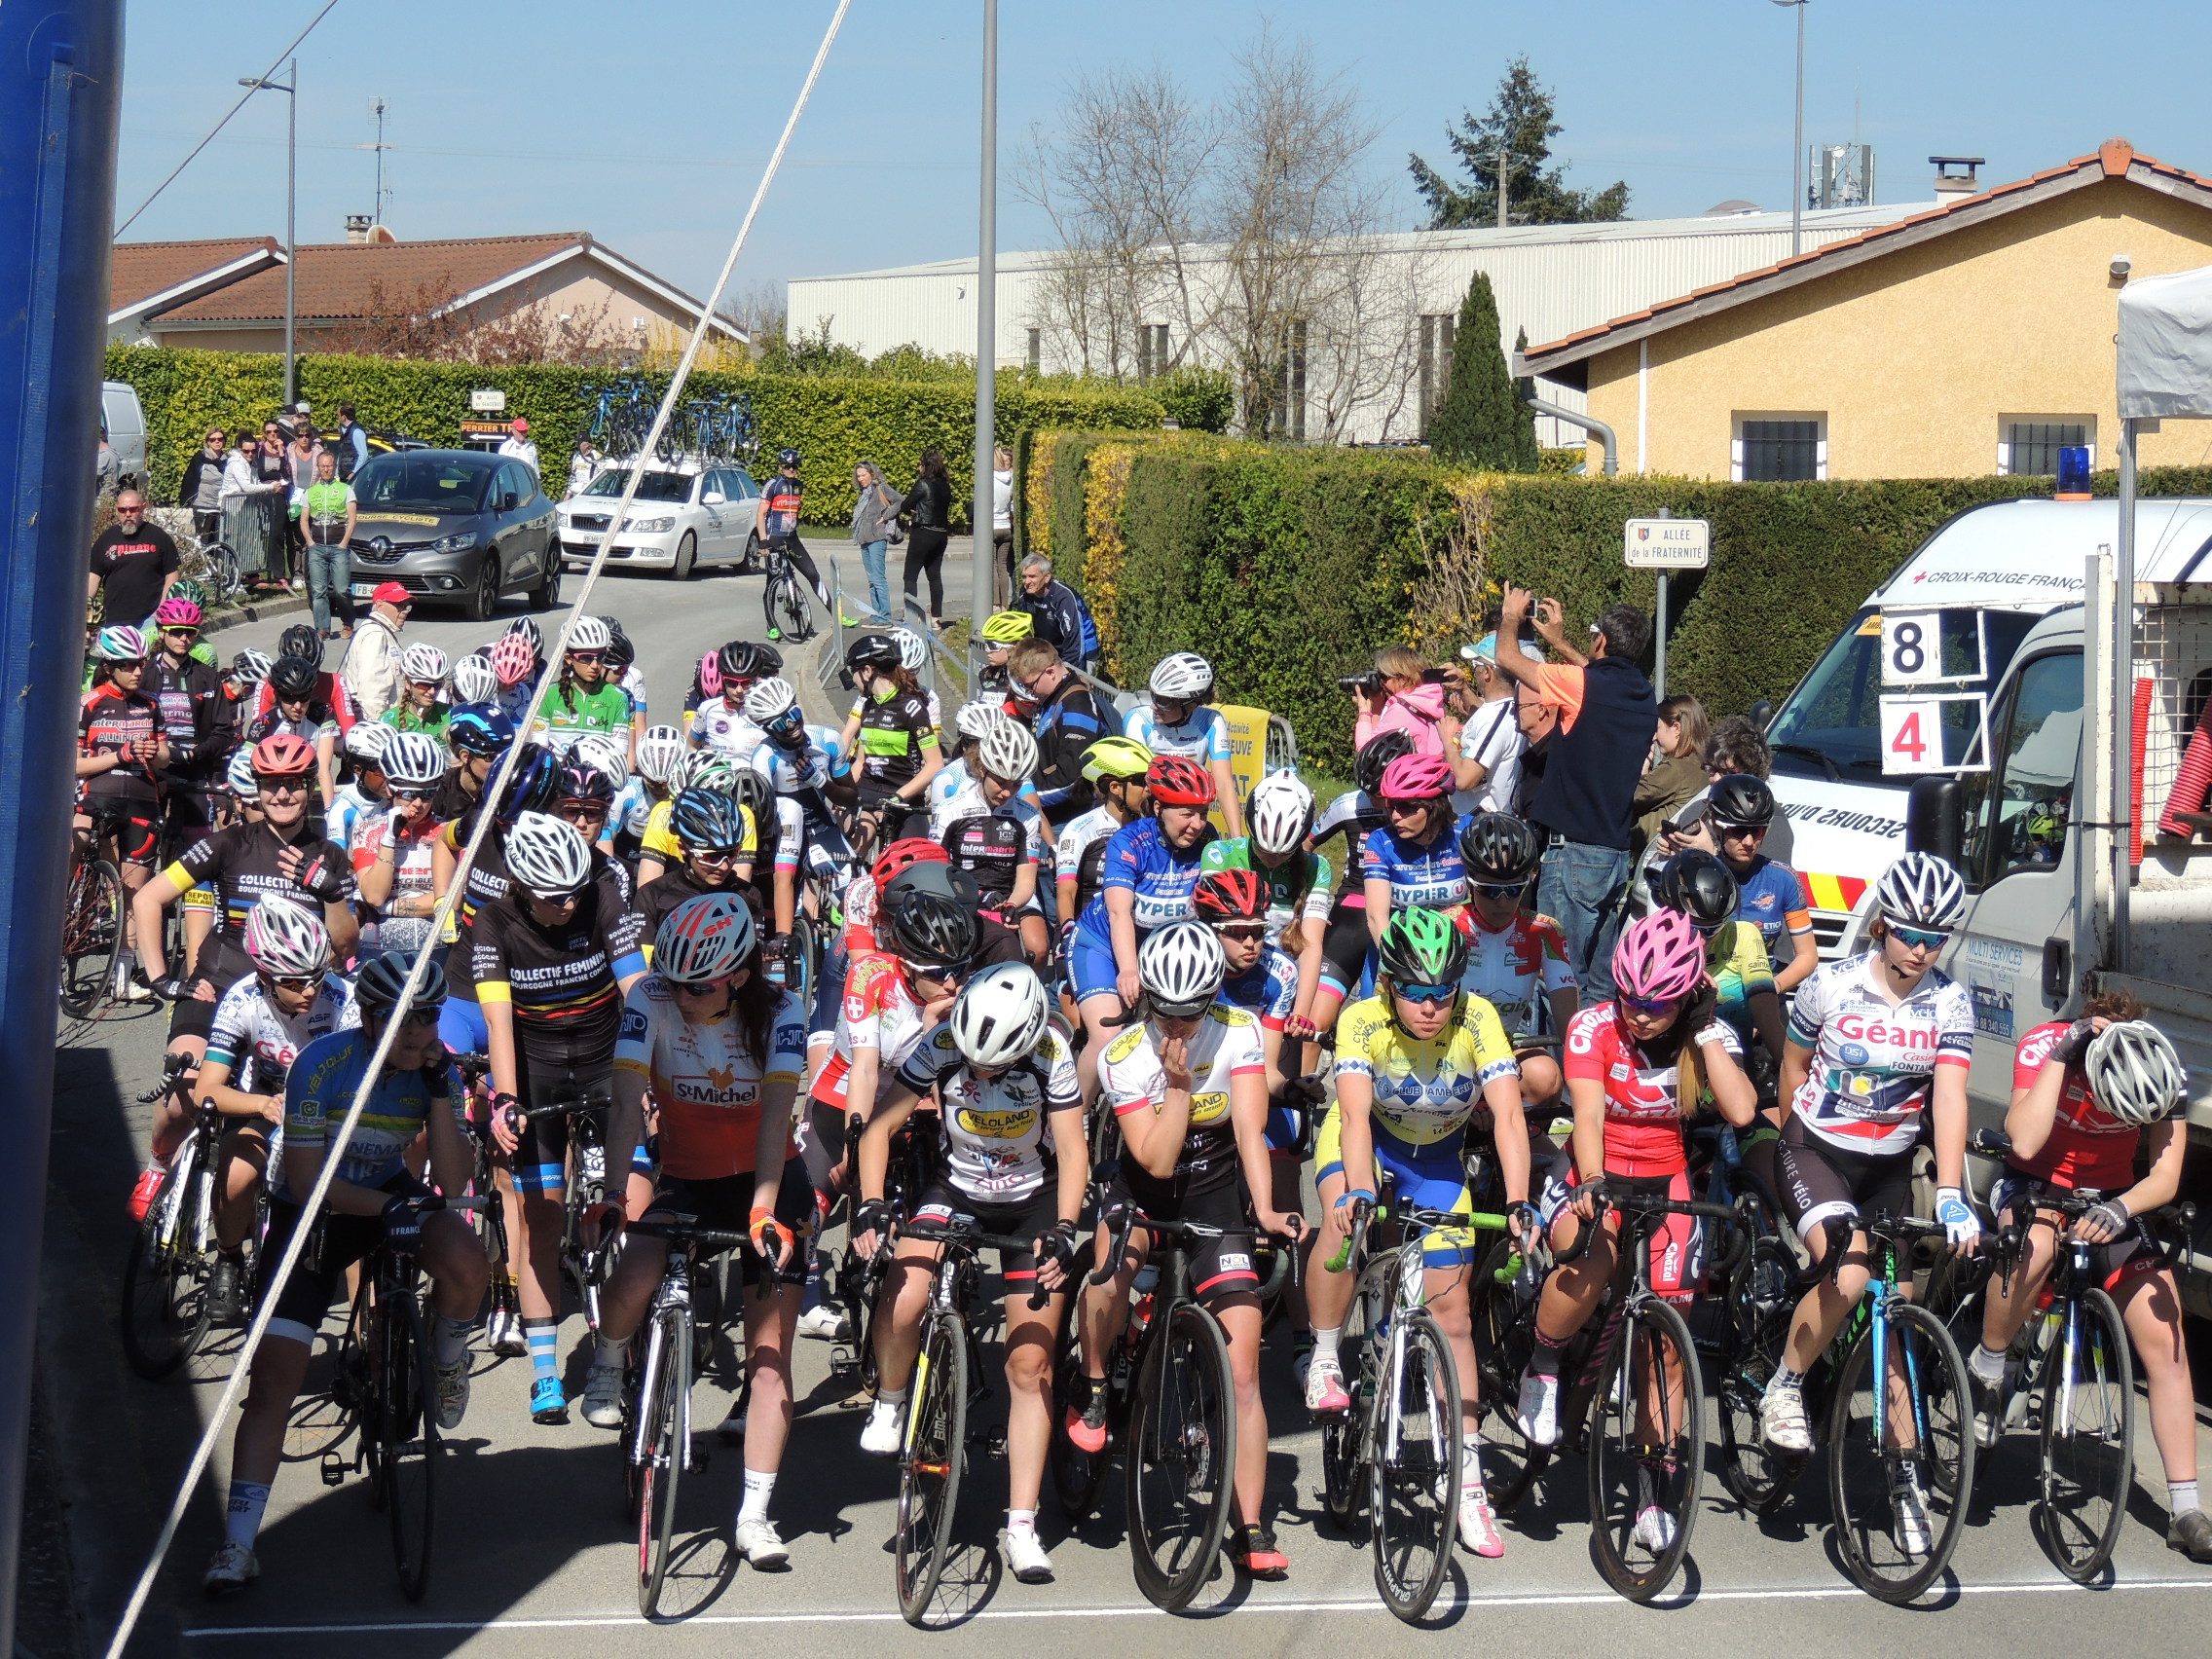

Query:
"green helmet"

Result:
[[169, 577, 209, 608], [189, 641, 218, 668], [1378, 906, 1467, 990]]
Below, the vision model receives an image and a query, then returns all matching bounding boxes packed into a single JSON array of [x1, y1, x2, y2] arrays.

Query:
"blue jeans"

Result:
[[1537, 839, 1630, 1004], [306, 540, 351, 635], [859, 540, 891, 621]]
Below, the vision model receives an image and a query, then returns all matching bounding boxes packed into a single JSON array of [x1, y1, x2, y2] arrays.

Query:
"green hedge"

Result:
[[1033, 428, 2212, 773], [106, 346, 1164, 529]]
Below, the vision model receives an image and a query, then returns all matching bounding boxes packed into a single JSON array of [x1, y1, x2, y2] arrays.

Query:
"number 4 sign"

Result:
[[1879, 693, 1990, 775]]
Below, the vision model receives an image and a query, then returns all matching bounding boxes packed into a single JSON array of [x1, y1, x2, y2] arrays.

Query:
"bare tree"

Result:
[[321, 276, 616, 363]]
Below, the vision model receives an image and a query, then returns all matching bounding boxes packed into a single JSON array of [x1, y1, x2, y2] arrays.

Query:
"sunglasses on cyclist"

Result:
[[524, 885, 586, 908], [688, 846, 742, 866], [1393, 982, 1458, 1007], [1716, 822, 1767, 842], [389, 786, 437, 802], [162, 626, 198, 639], [264, 972, 324, 992], [1217, 924, 1268, 943], [397, 1006, 442, 1029], [1619, 992, 1682, 1015], [1889, 923, 1949, 952], [1474, 881, 1527, 901], [567, 649, 603, 663], [667, 973, 738, 996], [902, 958, 960, 984], [558, 800, 609, 821], [254, 775, 308, 795]]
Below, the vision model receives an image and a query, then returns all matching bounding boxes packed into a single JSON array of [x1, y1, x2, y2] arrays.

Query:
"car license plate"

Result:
[[350, 583, 377, 599]]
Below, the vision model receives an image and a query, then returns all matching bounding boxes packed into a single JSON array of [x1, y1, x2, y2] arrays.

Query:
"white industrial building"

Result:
[[790, 201, 1935, 447]]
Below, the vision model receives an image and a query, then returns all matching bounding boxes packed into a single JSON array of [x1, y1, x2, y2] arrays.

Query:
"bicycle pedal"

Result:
[[973, 1429, 1007, 1460], [687, 1450, 712, 1475], [319, 1452, 347, 1488]]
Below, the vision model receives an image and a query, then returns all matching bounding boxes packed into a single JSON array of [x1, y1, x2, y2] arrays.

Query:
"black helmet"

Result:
[[603, 630, 636, 673], [554, 761, 616, 807], [728, 767, 776, 831], [671, 787, 748, 851], [269, 653, 320, 701], [879, 884, 977, 970], [1707, 773, 1776, 830], [845, 632, 903, 677], [1354, 729, 1416, 797], [277, 623, 321, 669], [717, 640, 775, 682], [1651, 850, 1740, 932], [1457, 812, 1543, 886], [776, 447, 801, 469], [505, 615, 544, 660], [495, 743, 561, 824], [352, 949, 446, 1018]]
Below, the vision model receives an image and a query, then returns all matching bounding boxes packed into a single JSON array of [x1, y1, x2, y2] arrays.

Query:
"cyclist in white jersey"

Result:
[[1121, 651, 1241, 838]]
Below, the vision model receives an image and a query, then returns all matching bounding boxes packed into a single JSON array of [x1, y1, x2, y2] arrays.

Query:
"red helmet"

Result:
[[1192, 867, 1268, 924], [249, 732, 316, 778], [1379, 753, 1455, 802], [1145, 755, 1215, 807], [1612, 909, 1705, 1005], [872, 836, 950, 892]]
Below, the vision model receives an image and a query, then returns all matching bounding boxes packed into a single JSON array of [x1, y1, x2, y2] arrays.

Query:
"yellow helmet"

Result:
[[1081, 735, 1155, 783], [980, 609, 1035, 644]]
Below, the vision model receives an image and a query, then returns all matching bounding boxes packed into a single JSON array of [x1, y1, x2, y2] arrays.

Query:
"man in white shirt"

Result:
[[1454, 632, 1535, 816], [567, 436, 603, 499], [497, 418, 539, 478]]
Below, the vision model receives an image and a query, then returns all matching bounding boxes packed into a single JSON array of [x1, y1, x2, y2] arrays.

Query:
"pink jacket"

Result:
[[1354, 681, 1452, 758]]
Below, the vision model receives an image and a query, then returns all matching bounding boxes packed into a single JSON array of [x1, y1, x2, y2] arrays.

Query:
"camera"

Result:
[[1338, 670, 1383, 697]]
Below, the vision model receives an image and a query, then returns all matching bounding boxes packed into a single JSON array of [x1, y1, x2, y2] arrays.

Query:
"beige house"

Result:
[[109, 227, 744, 356], [1518, 140, 2212, 482]]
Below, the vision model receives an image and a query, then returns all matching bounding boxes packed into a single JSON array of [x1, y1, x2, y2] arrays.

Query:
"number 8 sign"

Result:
[[1881, 608, 1984, 686]]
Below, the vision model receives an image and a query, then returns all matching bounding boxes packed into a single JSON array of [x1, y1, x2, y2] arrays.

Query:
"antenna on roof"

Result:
[[366, 97, 391, 226]]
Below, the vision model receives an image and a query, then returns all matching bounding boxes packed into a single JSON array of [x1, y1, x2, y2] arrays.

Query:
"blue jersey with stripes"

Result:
[[1074, 818, 1214, 945]]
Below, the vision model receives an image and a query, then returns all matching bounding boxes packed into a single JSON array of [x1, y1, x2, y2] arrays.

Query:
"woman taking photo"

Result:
[[897, 449, 953, 631], [1352, 645, 1460, 762]]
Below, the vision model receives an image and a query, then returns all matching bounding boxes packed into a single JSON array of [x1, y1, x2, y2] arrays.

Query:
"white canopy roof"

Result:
[[2118, 264, 2212, 419]]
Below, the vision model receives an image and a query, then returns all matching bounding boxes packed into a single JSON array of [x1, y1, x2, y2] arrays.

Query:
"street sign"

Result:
[[1624, 517, 1712, 570], [469, 387, 507, 413]]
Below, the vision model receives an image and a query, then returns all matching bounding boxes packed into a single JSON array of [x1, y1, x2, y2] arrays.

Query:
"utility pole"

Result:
[[972, 0, 998, 640], [1772, 0, 1808, 256], [241, 59, 298, 400]]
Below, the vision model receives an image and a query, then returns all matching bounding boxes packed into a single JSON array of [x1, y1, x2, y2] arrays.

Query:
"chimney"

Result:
[[1929, 156, 1985, 197], [345, 213, 373, 243]]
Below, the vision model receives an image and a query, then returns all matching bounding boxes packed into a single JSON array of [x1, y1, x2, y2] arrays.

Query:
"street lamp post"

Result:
[[972, 0, 998, 646], [1771, 0, 1806, 257], [240, 58, 297, 403]]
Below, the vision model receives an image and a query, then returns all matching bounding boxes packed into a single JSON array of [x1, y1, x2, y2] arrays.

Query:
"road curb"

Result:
[[203, 594, 310, 636]]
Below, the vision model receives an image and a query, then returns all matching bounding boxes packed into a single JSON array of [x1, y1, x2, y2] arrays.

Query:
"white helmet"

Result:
[[1875, 852, 1966, 931], [1247, 770, 1315, 857], [948, 962, 1051, 1068], [671, 749, 737, 795], [742, 677, 800, 724], [571, 731, 631, 788], [654, 892, 756, 986], [977, 719, 1037, 782], [566, 615, 612, 653], [381, 730, 446, 789], [504, 810, 594, 899], [1137, 919, 1226, 1016], [452, 653, 499, 705], [242, 894, 332, 977], [635, 724, 686, 785], [343, 721, 392, 765], [955, 701, 1010, 741], [889, 627, 929, 671], [2085, 1019, 2188, 1127], [226, 747, 261, 801], [1148, 651, 1214, 701], [400, 642, 449, 684]]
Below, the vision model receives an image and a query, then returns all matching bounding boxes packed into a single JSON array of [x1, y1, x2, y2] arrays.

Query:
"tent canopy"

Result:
[[2118, 264, 2212, 419]]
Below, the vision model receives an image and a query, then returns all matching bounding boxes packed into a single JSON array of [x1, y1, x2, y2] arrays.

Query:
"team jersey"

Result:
[[849, 688, 939, 792], [147, 653, 222, 769], [811, 951, 936, 1111], [531, 681, 632, 751], [1361, 822, 1468, 913], [690, 699, 770, 767], [1732, 855, 1814, 974], [753, 724, 846, 797], [1459, 910, 1577, 1039], [929, 757, 971, 824], [611, 777, 655, 843], [1124, 702, 1231, 763], [761, 473, 802, 539], [1073, 818, 1215, 944], [350, 811, 441, 956], [80, 685, 169, 799], [2009, 1020, 2181, 1189], [379, 700, 452, 751], [1312, 790, 1385, 898], [1098, 1003, 1265, 1202], [1053, 805, 1121, 912], [1704, 920, 1776, 1046], [1219, 943, 1300, 1031], [438, 813, 513, 1001], [895, 1021, 1081, 1202], [1335, 992, 1518, 1149], [639, 797, 682, 865], [935, 780, 1047, 903], [251, 672, 356, 733], [205, 975, 352, 1095], [1786, 951, 1974, 1157], [1199, 838, 1333, 945], [1564, 1002, 1743, 1177], [632, 866, 758, 960], [326, 783, 383, 855], [468, 866, 646, 1069], [276, 1030, 453, 1201], [613, 977, 806, 1179], [165, 823, 353, 985]]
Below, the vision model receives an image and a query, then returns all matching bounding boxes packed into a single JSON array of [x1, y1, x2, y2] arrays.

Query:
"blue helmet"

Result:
[[447, 702, 517, 758], [670, 787, 749, 852], [555, 760, 617, 807], [494, 743, 562, 826]]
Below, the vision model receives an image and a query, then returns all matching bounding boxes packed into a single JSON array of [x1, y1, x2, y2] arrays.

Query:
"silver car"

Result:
[[557, 461, 762, 579]]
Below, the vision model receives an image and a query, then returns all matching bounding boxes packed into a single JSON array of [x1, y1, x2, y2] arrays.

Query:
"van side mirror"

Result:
[[1748, 699, 1773, 731], [1906, 775, 1966, 866]]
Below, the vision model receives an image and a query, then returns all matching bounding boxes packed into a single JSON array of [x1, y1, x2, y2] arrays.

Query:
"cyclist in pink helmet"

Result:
[[697, 649, 722, 700], [1362, 752, 1468, 953], [1510, 906, 1755, 1557], [153, 596, 204, 631], [488, 632, 535, 688]]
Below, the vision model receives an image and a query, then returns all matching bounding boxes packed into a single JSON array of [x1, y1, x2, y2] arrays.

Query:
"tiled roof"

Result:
[[110, 237, 280, 313], [148, 232, 591, 322]]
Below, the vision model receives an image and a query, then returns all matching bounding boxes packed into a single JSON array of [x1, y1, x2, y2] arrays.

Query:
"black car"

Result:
[[346, 449, 560, 620]]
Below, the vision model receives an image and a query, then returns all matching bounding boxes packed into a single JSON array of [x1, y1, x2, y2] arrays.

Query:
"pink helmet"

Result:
[[698, 650, 722, 698], [153, 596, 204, 630], [1612, 909, 1705, 1005], [1379, 753, 1455, 802], [488, 632, 535, 687]]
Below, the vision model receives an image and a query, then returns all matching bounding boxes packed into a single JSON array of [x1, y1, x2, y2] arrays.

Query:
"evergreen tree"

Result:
[[1427, 273, 1536, 471], [1411, 56, 1629, 228]]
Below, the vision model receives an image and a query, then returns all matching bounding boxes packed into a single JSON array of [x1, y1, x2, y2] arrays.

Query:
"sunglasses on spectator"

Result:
[[1217, 924, 1268, 943], [1393, 982, 1458, 1007], [1889, 924, 1949, 952], [115, 503, 143, 515]]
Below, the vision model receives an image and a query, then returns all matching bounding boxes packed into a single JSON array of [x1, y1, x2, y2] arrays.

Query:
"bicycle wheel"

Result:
[[1048, 1282, 1113, 1523], [1826, 1299, 1974, 1604], [1125, 1301, 1235, 1612], [1369, 1309, 1461, 1623], [783, 914, 817, 1014], [1587, 1297, 1704, 1603], [1716, 1235, 1802, 1516], [895, 1309, 968, 1625], [767, 571, 812, 644], [2036, 1285, 2133, 1582], [58, 857, 124, 1018], [1469, 1236, 1550, 1512], [1318, 1287, 1372, 1530], [118, 1153, 213, 1380], [383, 1292, 441, 1603], [636, 1308, 689, 1618]]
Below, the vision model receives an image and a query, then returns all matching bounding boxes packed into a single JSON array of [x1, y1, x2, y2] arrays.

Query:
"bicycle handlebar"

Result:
[[624, 1216, 752, 1255], [898, 1217, 1058, 1310]]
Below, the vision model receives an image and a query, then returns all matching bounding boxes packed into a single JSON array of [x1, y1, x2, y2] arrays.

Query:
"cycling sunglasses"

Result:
[[389, 787, 437, 802], [1216, 924, 1268, 943], [688, 846, 743, 866], [524, 885, 587, 908], [1619, 992, 1683, 1015], [667, 972, 739, 996], [397, 1006, 442, 1029], [567, 649, 604, 663], [1889, 923, 1949, 952], [253, 774, 309, 795], [162, 625, 199, 639], [558, 799, 609, 821], [264, 972, 324, 992], [1393, 982, 1458, 1007], [902, 958, 962, 984], [1474, 880, 1527, 901]]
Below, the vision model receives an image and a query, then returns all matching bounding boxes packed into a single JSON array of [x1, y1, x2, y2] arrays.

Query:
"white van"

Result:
[[100, 381, 147, 495]]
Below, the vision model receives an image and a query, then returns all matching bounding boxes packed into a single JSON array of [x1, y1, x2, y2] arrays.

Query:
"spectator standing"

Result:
[[498, 418, 538, 477], [567, 435, 604, 500], [220, 437, 279, 591], [296, 450, 359, 640], [342, 582, 413, 722], [1493, 587, 1655, 1002], [1013, 556, 1089, 670], [1351, 645, 1460, 760], [254, 420, 295, 587], [180, 427, 230, 547], [333, 402, 370, 482], [1452, 633, 1533, 815], [1006, 638, 1110, 828], [87, 489, 179, 627], [94, 432, 119, 500], [897, 448, 952, 631], [276, 399, 313, 443], [849, 460, 903, 625], [1633, 693, 1710, 852], [991, 445, 1015, 599]]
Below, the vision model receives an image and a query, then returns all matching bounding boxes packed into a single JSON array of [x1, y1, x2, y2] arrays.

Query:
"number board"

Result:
[[1881, 608, 1985, 687], [1879, 693, 1991, 776]]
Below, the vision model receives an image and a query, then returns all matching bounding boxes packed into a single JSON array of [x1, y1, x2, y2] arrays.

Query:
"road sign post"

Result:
[[1624, 512, 1711, 697]]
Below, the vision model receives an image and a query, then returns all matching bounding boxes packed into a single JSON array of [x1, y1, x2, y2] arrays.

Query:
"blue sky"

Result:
[[115, 0, 2212, 313]]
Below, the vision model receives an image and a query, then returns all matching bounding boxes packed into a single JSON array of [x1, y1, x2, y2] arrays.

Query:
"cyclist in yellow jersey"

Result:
[[636, 750, 744, 885], [1306, 907, 1532, 1559]]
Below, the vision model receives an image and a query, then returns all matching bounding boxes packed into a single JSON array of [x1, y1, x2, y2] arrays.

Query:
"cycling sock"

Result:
[[1528, 1328, 1567, 1382], [1007, 1507, 1038, 1536], [525, 1316, 559, 1384], [2172, 1480, 2200, 1516], [1970, 1343, 2009, 1384], [1767, 1364, 1805, 1397], [739, 1468, 776, 1525], [224, 1480, 271, 1551], [430, 1315, 472, 1368], [874, 1385, 909, 1410], [1461, 1436, 1485, 1493], [1310, 1324, 1341, 1364], [594, 1334, 627, 1370]]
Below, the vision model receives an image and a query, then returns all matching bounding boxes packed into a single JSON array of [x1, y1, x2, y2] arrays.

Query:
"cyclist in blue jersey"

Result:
[[1121, 651, 1241, 838], [1362, 753, 1469, 950]]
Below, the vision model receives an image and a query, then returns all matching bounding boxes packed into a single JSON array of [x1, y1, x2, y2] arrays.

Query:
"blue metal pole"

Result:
[[0, 3, 126, 1647]]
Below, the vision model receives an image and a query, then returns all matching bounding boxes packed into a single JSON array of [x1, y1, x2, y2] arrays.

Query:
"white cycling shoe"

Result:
[[734, 1516, 790, 1569], [796, 1305, 851, 1342], [1002, 1526, 1054, 1583], [1516, 1372, 1562, 1447], [1759, 1382, 1813, 1454], [203, 1542, 258, 1597], [579, 1363, 626, 1429], [860, 1398, 905, 1457]]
